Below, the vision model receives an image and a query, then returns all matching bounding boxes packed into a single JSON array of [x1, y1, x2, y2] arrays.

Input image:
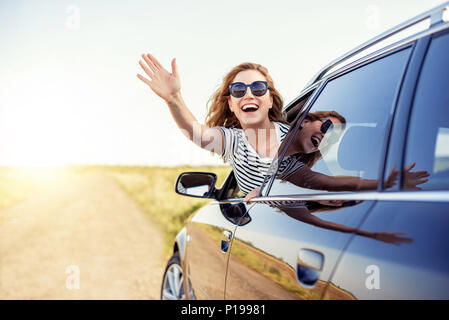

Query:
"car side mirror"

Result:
[[175, 172, 217, 199]]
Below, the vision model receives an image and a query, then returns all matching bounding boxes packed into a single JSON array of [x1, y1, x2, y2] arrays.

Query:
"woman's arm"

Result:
[[137, 53, 224, 155], [280, 161, 429, 192], [286, 166, 378, 192], [283, 208, 412, 244]]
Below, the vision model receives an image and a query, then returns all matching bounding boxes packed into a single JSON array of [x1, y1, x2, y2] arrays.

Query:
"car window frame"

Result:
[[261, 43, 416, 197], [400, 29, 449, 192], [260, 80, 328, 196], [381, 35, 432, 192]]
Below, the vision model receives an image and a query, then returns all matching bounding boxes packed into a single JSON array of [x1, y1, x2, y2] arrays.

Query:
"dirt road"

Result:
[[0, 172, 165, 299]]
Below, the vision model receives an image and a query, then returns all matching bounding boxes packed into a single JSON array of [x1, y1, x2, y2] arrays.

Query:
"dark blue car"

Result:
[[161, 2, 449, 300]]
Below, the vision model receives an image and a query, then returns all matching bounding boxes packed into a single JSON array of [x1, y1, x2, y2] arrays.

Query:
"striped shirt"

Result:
[[219, 122, 305, 195]]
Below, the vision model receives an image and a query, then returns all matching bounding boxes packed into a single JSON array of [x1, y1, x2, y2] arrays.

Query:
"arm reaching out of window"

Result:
[[137, 53, 224, 155]]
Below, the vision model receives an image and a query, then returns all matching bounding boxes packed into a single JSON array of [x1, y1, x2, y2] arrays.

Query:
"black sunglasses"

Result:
[[320, 119, 333, 134], [320, 118, 340, 144], [229, 81, 268, 98]]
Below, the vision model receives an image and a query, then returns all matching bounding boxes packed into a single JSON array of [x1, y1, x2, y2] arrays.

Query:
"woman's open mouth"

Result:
[[241, 104, 259, 113], [311, 135, 321, 148]]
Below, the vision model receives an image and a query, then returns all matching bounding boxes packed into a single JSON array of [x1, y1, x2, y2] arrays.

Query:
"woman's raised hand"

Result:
[[137, 53, 181, 102]]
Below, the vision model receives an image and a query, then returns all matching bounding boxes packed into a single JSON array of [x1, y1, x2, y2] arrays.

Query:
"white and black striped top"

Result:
[[219, 122, 305, 195]]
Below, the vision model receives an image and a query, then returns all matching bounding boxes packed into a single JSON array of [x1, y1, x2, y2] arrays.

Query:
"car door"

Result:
[[324, 30, 449, 299], [225, 44, 414, 299], [185, 171, 245, 299]]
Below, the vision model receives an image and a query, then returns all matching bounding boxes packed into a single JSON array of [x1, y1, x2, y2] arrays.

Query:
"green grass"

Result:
[[0, 165, 231, 257], [65, 165, 232, 256], [92, 165, 232, 256]]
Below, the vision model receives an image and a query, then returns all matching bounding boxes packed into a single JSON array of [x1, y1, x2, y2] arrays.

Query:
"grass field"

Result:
[[69, 165, 231, 255], [0, 165, 231, 256]]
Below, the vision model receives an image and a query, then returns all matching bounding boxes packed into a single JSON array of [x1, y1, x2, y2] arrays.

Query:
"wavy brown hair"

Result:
[[205, 62, 286, 128]]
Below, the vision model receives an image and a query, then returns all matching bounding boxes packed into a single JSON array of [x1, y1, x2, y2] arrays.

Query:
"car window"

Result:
[[403, 31, 449, 191], [266, 47, 412, 196]]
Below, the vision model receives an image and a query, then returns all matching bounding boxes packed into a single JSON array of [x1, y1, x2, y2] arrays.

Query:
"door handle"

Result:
[[296, 249, 324, 288], [221, 230, 233, 253]]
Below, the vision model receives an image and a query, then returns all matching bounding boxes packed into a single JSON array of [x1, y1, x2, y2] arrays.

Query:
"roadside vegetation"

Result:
[[0, 165, 231, 256], [71, 165, 231, 256]]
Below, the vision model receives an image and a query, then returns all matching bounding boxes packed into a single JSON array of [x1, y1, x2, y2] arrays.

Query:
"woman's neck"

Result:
[[242, 120, 278, 158], [240, 116, 273, 132]]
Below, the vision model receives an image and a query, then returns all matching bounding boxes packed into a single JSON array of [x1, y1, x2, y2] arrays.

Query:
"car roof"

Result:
[[284, 1, 449, 118]]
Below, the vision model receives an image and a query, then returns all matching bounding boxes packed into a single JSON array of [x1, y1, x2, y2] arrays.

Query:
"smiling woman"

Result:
[[137, 56, 289, 195]]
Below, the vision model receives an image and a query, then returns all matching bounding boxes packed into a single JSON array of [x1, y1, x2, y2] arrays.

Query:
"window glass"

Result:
[[267, 47, 411, 196], [404, 31, 449, 191]]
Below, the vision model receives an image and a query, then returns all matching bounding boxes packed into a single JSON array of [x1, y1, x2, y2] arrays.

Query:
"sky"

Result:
[[0, 0, 446, 167]]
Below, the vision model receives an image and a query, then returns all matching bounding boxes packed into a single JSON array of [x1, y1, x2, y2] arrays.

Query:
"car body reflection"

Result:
[[226, 197, 415, 299]]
